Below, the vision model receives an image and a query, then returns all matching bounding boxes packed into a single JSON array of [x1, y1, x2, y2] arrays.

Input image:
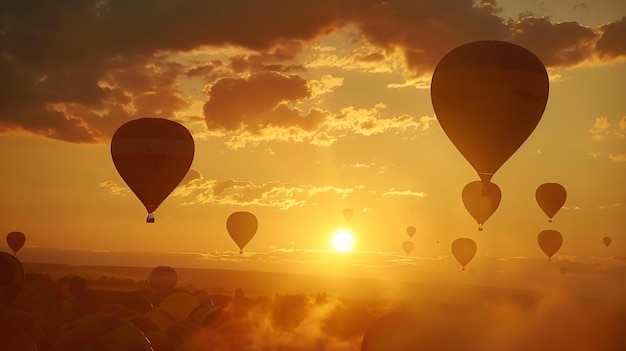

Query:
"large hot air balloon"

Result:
[[406, 226, 416, 238], [462, 181, 501, 231], [226, 211, 258, 254], [111, 118, 195, 223], [343, 208, 353, 221], [0, 252, 25, 313], [536, 183, 567, 222], [603, 237, 612, 247], [6, 232, 25, 255], [451, 238, 477, 270], [402, 241, 414, 255], [538, 230, 563, 261], [149, 266, 178, 293], [431, 41, 549, 184]]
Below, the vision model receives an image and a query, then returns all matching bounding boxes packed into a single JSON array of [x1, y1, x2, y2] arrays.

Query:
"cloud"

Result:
[[381, 188, 428, 197], [589, 116, 625, 140], [1, 1, 626, 144], [98, 180, 129, 196], [608, 153, 626, 162]]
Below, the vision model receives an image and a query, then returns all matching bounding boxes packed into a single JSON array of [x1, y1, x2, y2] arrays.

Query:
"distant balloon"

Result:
[[402, 241, 414, 255], [536, 183, 567, 222], [538, 230, 563, 261], [149, 266, 177, 292], [406, 226, 416, 238], [451, 238, 477, 270], [343, 208, 353, 221], [559, 267, 567, 276], [226, 211, 258, 254], [111, 118, 195, 223], [431, 40, 549, 184], [602, 237, 612, 247], [6, 232, 26, 255], [462, 181, 501, 231], [0, 252, 25, 313]]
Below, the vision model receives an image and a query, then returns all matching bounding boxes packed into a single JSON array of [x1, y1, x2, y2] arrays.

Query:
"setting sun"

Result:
[[332, 230, 355, 252]]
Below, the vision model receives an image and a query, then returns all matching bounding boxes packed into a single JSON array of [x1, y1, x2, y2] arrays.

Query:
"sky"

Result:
[[0, 0, 625, 297]]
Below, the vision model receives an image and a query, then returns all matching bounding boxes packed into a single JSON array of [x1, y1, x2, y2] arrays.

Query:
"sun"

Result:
[[332, 230, 355, 252]]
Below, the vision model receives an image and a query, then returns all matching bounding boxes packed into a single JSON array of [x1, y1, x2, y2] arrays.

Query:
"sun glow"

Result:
[[332, 230, 355, 252]]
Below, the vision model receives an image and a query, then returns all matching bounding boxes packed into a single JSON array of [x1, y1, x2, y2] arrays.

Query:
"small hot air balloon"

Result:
[[536, 183, 567, 222], [149, 266, 177, 293], [111, 118, 195, 223], [402, 241, 414, 255], [343, 208, 353, 221], [406, 226, 416, 238], [451, 238, 477, 270], [431, 41, 549, 184], [462, 181, 501, 231], [559, 267, 567, 276], [226, 211, 258, 254], [538, 230, 563, 261], [602, 237, 612, 247], [0, 251, 25, 313], [6, 232, 26, 255]]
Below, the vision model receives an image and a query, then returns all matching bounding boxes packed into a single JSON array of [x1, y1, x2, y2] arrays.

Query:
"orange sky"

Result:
[[0, 0, 625, 298]]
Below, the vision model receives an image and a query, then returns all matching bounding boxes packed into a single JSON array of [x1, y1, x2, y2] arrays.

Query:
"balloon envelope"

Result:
[[536, 183, 567, 222], [111, 118, 195, 222], [343, 208, 353, 221], [431, 40, 549, 182], [149, 266, 178, 292], [6, 232, 26, 255], [560, 267, 568, 276], [462, 181, 501, 230], [226, 211, 258, 253], [406, 226, 416, 238], [402, 241, 414, 255], [538, 230, 563, 261], [0, 252, 25, 313], [451, 238, 477, 270], [602, 237, 612, 247]]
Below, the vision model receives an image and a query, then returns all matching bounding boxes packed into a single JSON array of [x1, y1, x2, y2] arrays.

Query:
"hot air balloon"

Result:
[[538, 230, 563, 261], [431, 41, 549, 184], [6, 232, 25, 255], [343, 208, 353, 221], [0, 252, 25, 313], [603, 237, 612, 247], [559, 267, 567, 276], [402, 241, 414, 255], [536, 183, 567, 222], [451, 238, 477, 270], [149, 266, 178, 293], [406, 226, 416, 238], [462, 181, 501, 231], [111, 118, 195, 223], [226, 211, 258, 254]]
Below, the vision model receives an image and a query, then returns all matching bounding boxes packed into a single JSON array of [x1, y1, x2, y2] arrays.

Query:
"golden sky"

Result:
[[0, 0, 624, 296]]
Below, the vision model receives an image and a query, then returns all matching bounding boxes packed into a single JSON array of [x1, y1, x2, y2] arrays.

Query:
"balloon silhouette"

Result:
[[602, 237, 612, 247], [111, 118, 195, 223], [451, 238, 477, 270], [462, 181, 501, 231], [538, 230, 563, 261], [431, 40, 549, 184], [343, 208, 353, 221], [6, 232, 26, 255], [227, 211, 258, 254], [536, 183, 567, 222], [149, 266, 177, 292], [0, 251, 25, 313], [560, 267, 568, 276], [406, 226, 416, 238], [402, 241, 414, 255]]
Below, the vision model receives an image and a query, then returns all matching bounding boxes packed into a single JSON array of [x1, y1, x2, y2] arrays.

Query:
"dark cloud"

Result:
[[510, 16, 597, 67], [203, 71, 311, 131], [596, 17, 626, 59]]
